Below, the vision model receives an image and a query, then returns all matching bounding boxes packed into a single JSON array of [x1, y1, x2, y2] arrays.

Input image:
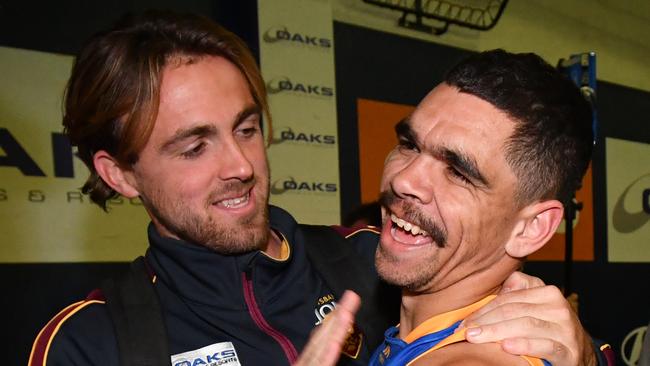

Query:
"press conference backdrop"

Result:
[[2, 1, 649, 365], [258, 0, 341, 225]]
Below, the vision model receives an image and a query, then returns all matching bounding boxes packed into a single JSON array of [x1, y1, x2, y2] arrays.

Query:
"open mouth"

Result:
[[215, 191, 251, 209], [390, 213, 429, 236], [385, 212, 433, 246]]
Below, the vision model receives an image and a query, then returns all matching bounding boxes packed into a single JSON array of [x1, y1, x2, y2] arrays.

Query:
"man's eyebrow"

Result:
[[233, 104, 262, 129], [437, 147, 490, 188], [395, 118, 489, 187], [159, 124, 218, 153], [159, 104, 261, 153], [395, 118, 417, 142]]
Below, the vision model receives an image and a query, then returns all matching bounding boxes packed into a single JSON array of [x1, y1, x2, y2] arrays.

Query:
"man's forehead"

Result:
[[404, 86, 518, 181], [409, 85, 515, 142]]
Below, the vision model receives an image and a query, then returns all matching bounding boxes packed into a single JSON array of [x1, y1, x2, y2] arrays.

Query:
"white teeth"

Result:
[[220, 193, 249, 208], [390, 213, 429, 236]]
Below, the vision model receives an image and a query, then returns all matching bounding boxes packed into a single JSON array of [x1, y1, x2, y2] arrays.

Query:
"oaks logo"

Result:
[[266, 77, 333, 97], [263, 25, 331, 48], [271, 177, 337, 195]]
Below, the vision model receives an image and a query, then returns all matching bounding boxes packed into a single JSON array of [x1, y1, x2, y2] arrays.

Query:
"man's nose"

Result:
[[218, 140, 254, 181], [390, 155, 434, 204]]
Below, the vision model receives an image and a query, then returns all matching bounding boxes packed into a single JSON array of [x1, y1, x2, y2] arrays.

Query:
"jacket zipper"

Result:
[[242, 272, 299, 364]]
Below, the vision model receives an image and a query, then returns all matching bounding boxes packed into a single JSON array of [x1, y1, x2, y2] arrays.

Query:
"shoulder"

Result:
[[332, 225, 381, 241], [332, 225, 380, 259], [29, 291, 119, 366], [412, 342, 533, 366], [297, 222, 380, 262]]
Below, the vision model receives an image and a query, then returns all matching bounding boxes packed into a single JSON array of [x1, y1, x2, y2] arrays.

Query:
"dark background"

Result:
[[2, 1, 649, 364]]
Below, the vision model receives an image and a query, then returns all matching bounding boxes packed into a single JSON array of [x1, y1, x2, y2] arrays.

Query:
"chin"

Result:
[[376, 248, 435, 291], [203, 227, 268, 255]]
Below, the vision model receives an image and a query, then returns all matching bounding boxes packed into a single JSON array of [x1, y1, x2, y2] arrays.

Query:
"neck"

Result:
[[398, 259, 519, 339]]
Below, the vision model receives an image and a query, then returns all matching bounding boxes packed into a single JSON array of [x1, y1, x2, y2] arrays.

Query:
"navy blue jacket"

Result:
[[30, 206, 396, 366]]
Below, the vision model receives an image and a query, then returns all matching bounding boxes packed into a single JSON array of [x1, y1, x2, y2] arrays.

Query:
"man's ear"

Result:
[[93, 150, 140, 198], [505, 200, 564, 258]]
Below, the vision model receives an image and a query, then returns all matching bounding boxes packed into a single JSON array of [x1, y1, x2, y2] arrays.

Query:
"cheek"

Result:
[[248, 144, 269, 178], [379, 167, 395, 191], [175, 173, 213, 197], [151, 160, 215, 201], [379, 151, 403, 189], [383, 148, 398, 165], [242, 134, 267, 160], [437, 193, 476, 242], [465, 202, 510, 246]]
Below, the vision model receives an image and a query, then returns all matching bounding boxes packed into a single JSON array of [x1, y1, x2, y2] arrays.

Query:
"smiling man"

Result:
[[94, 55, 276, 257], [370, 50, 599, 366], [30, 12, 608, 366]]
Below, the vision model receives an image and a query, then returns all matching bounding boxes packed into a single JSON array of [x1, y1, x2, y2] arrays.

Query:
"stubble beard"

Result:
[[375, 190, 448, 292], [375, 245, 440, 292], [142, 178, 271, 255]]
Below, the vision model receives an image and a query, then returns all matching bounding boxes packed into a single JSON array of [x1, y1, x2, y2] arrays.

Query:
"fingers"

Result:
[[460, 283, 590, 366], [464, 318, 580, 365], [465, 285, 565, 324], [293, 291, 361, 366], [499, 337, 577, 366], [466, 299, 574, 330], [465, 316, 561, 343], [337, 290, 362, 315], [501, 271, 546, 293]]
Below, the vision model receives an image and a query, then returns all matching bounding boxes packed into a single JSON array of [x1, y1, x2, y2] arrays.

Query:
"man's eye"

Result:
[[447, 166, 471, 185], [397, 139, 419, 153], [180, 142, 206, 158], [239, 127, 259, 138]]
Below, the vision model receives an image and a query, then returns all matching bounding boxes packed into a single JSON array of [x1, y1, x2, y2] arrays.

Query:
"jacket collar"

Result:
[[145, 205, 302, 308]]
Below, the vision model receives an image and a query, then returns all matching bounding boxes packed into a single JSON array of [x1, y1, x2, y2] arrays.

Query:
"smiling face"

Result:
[[376, 83, 523, 292], [120, 55, 271, 254]]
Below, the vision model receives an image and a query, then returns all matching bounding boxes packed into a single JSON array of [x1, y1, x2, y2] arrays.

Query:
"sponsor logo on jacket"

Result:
[[313, 293, 363, 359], [171, 342, 240, 366]]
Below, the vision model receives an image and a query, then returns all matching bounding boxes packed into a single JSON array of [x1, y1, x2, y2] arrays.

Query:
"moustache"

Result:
[[378, 190, 447, 248], [206, 177, 257, 205]]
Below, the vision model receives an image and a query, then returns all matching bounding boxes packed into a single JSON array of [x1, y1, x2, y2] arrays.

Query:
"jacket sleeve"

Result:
[[331, 225, 381, 262], [28, 299, 120, 366]]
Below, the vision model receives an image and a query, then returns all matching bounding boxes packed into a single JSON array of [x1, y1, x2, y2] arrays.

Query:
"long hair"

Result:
[[63, 10, 270, 209]]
